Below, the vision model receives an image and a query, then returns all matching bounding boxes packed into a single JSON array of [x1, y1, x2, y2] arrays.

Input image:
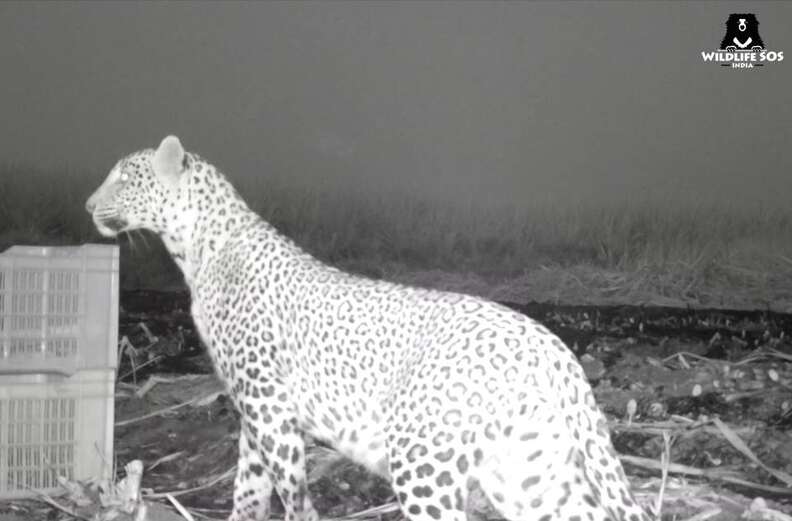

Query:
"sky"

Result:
[[0, 1, 790, 207]]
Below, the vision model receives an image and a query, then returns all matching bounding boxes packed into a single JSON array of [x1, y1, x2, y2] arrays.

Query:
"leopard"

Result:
[[86, 135, 651, 521]]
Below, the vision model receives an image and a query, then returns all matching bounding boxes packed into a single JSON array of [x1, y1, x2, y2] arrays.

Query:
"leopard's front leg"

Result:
[[230, 377, 318, 521], [199, 301, 318, 521], [229, 430, 273, 521]]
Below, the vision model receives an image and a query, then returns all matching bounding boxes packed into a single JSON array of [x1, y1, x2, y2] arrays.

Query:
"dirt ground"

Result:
[[4, 289, 792, 521]]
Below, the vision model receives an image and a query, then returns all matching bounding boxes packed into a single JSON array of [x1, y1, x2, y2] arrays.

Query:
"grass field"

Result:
[[1, 163, 790, 310]]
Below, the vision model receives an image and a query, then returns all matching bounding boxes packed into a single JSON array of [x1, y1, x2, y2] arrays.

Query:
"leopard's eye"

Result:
[[119, 172, 130, 183]]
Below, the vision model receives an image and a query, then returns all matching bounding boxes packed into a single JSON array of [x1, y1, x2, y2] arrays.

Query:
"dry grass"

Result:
[[1, 163, 790, 309]]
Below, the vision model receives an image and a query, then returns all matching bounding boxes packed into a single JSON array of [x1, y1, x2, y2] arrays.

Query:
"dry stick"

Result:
[[134, 374, 197, 399], [768, 349, 792, 363], [654, 431, 671, 519], [612, 419, 756, 441], [119, 354, 164, 381], [173, 509, 215, 521], [115, 395, 206, 427], [621, 455, 792, 496], [723, 390, 766, 403], [710, 417, 792, 487], [180, 506, 235, 521], [146, 467, 236, 499], [619, 416, 792, 495], [33, 492, 92, 521], [148, 451, 186, 472], [679, 508, 723, 521], [661, 351, 720, 365], [732, 349, 792, 366], [134, 375, 163, 399], [327, 502, 402, 521], [167, 494, 197, 521], [118, 336, 139, 385], [9, 475, 93, 521], [139, 322, 158, 344], [184, 507, 233, 514]]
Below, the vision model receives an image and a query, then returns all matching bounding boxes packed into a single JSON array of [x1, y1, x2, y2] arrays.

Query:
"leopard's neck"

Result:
[[160, 160, 262, 286]]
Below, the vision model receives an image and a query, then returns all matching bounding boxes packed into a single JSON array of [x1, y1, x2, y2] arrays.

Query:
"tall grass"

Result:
[[1, 163, 790, 306], [253, 178, 792, 276]]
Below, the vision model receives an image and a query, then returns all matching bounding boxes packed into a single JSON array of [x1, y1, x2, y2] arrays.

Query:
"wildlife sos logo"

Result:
[[701, 13, 784, 69]]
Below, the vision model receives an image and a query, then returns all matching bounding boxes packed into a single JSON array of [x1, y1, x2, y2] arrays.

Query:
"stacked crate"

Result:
[[0, 244, 118, 498]]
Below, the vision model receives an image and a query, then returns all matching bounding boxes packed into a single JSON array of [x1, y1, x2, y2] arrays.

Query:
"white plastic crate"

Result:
[[0, 369, 115, 498], [0, 244, 119, 375]]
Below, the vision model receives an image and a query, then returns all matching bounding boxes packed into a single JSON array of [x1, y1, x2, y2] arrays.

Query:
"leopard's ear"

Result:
[[153, 135, 186, 191]]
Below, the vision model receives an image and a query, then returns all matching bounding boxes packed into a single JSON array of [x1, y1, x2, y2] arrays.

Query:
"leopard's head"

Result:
[[86, 135, 191, 238]]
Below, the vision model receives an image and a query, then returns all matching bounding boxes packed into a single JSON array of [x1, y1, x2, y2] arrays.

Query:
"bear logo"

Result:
[[720, 13, 765, 51]]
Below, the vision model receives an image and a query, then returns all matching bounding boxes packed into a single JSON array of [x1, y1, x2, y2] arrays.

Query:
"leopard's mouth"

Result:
[[92, 211, 128, 238]]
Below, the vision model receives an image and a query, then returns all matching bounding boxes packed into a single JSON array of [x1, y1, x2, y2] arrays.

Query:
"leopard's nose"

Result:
[[85, 197, 96, 214]]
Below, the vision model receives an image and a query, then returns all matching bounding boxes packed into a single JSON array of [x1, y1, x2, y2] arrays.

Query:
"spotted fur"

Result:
[[86, 136, 651, 521]]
